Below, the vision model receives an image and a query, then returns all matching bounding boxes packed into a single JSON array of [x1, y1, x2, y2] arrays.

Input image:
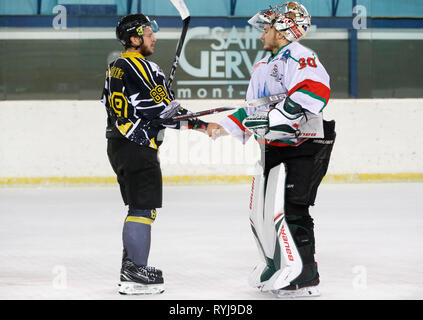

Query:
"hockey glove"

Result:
[[156, 100, 183, 128], [243, 97, 304, 140], [242, 109, 270, 138], [150, 100, 184, 127], [151, 100, 209, 131]]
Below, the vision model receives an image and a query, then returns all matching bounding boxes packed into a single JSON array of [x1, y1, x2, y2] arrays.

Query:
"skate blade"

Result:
[[272, 286, 320, 299], [118, 281, 165, 295]]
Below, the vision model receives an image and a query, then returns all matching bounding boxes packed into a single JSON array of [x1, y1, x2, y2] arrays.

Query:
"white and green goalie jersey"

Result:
[[219, 41, 331, 147]]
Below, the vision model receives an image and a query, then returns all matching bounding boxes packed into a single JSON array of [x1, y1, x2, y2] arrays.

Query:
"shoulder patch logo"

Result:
[[281, 49, 291, 61]]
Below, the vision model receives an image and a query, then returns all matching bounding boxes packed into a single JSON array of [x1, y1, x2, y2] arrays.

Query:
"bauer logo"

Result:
[[279, 225, 294, 262], [175, 26, 265, 99]]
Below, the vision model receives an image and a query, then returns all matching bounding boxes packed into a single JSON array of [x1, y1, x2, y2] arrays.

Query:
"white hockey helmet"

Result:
[[248, 1, 311, 42]]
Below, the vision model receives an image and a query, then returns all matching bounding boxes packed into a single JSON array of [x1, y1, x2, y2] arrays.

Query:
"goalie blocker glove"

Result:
[[243, 97, 305, 140]]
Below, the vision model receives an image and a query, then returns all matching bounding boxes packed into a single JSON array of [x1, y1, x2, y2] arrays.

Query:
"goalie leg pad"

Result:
[[249, 162, 320, 292], [282, 214, 319, 289], [249, 162, 305, 291], [262, 163, 319, 292], [248, 162, 279, 288], [261, 212, 303, 291]]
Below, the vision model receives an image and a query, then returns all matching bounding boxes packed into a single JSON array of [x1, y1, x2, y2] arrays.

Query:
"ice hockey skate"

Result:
[[118, 259, 165, 295], [272, 278, 320, 298]]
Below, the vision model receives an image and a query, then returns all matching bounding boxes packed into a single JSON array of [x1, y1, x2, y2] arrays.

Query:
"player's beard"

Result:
[[263, 40, 278, 53], [262, 43, 272, 52], [141, 43, 154, 57], [262, 33, 280, 53]]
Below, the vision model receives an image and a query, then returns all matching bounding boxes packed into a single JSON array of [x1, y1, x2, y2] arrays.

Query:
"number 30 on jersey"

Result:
[[298, 57, 317, 70]]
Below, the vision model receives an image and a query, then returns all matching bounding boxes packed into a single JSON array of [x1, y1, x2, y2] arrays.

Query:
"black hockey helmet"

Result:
[[116, 14, 159, 48]]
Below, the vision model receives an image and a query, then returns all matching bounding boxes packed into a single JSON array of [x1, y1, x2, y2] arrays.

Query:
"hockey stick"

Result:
[[167, 0, 190, 90], [151, 107, 234, 126], [171, 107, 235, 121], [153, 93, 288, 125], [174, 93, 287, 120]]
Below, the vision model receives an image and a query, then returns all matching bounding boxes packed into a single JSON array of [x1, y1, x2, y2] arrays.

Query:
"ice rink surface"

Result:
[[1, 183, 422, 300]]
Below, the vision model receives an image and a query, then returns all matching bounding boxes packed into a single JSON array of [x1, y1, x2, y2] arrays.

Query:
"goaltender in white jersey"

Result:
[[207, 1, 336, 298], [219, 36, 330, 145]]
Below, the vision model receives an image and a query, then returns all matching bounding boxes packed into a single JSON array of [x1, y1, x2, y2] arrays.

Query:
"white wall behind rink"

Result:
[[0, 99, 422, 179]]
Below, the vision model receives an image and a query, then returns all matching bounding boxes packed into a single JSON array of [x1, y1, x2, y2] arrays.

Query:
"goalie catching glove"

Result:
[[243, 97, 305, 140]]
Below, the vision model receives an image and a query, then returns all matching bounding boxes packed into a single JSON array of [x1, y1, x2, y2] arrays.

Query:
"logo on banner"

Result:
[[176, 26, 266, 99]]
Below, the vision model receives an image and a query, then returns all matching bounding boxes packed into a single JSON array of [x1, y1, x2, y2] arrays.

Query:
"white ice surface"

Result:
[[0, 183, 423, 300]]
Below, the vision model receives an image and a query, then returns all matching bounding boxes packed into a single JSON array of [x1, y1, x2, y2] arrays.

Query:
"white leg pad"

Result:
[[262, 214, 303, 291], [249, 162, 304, 292], [248, 162, 276, 266], [247, 262, 267, 288]]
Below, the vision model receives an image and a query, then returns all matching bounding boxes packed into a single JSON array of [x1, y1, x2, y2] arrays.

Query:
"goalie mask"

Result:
[[248, 1, 311, 42]]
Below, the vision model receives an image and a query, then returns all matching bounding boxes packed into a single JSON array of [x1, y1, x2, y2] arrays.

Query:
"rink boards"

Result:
[[1, 99, 422, 185]]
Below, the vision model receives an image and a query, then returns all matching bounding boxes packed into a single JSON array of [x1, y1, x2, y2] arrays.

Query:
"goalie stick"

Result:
[[167, 0, 190, 90]]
